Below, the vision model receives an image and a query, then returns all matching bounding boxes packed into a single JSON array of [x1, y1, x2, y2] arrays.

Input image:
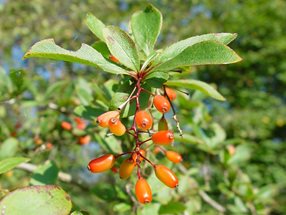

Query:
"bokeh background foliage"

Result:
[[0, 0, 285, 214]]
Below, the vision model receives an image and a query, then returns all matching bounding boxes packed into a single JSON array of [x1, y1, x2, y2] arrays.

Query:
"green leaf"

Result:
[[159, 201, 186, 214], [85, 13, 106, 42], [154, 33, 238, 64], [0, 138, 19, 159], [155, 40, 242, 71], [131, 4, 162, 55], [74, 105, 103, 120], [75, 78, 93, 106], [0, 185, 72, 215], [92, 41, 110, 58], [144, 71, 169, 88], [227, 144, 252, 165], [113, 203, 131, 213], [0, 157, 30, 175], [103, 26, 140, 71], [24, 39, 129, 75], [30, 161, 59, 185], [166, 79, 226, 101]]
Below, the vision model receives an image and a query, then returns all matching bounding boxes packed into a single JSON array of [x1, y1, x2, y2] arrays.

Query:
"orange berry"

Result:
[[111, 166, 118, 173], [78, 135, 91, 145], [153, 146, 161, 155], [119, 158, 136, 179], [108, 117, 126, 136], [34, 136, 43, 145], [109, 55, 120, 63], [153, 95, 171, 113], [154, 165, 178, 188], [165, 151, 182, 163], [158, 116, 168, 131], [61, 121, 72, 130], [74, 117, 86, 130], [97, 111, 119, 128], [132, 149, 146, 162], [88, 154, 115, 173], [46, 142, 53, 151], [135, 178, 152, 204], [227, 145, 236, 156], [135, 110, 153, 131], [152, 130, 174, 145], [165, 87, 177, 101]]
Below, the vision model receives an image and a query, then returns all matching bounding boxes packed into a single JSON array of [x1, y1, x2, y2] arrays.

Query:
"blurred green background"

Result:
[[0, 0, 285, 214]]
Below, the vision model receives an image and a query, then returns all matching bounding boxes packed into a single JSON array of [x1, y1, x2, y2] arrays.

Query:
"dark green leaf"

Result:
[[131, 4, 162, 55], [159, 201, 186, 214], [155, 40, 242, 71], [74, 105, 103, 120], [103, 26, 140, 71], [0, 185, 72, 215], [85, 13, 106, 42], [24, 39, 129, 75], [144, 71, 169, 88], [30, 161, 59, 185], [92, 41, 110, 58], [0, 157, 30, 175], [166, 79, 226, 101]]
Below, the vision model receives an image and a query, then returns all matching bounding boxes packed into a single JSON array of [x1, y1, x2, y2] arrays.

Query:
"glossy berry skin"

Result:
[[135, 110, 153, 131], [61, 121, 72, 131], [109, 117, 126, 136], [135, 178, 152, 204], [78, 135, 91, 145], [97, 111, 119, 128], [119, 158, 136, 179], [152, 130, 174, 145], [165, 151, 182, 163], [88, 154, 115, 173], [154, 165, 178, 188], [153, 95, 171, 113], [165, 87, 177, 101]]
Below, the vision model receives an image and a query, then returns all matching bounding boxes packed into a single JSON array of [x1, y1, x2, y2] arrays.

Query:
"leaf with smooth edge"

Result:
[[154, 33, 237, 64], [0, 157, 30, 175], [155, 40, 242, 71], [85, 13, 106, 42], [103, 26, 140, 71], [24, 39, 129, 75], [131, 4, 162, 55], [166, 79, 226, 101], [0, 185, 72, 215]]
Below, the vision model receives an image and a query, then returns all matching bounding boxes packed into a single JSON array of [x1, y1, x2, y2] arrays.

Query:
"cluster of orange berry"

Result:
[[61, 117, 91, 145], [88, 76, 182, 204]]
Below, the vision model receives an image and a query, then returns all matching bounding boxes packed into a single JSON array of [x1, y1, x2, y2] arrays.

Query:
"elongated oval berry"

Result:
[[109, 117, 126, 136], [165, 87, 177, 101], [78, 135, 91, 145], [165, 151, 182, 163], [97, 111, 119, 128], [135, 110, 153, 131], [154, 165, 178, 188], [61, 121, 72, 131], [88, 154, 115, 173], [153, 95, 171, 113], [135, 178, 152, 204], [158, 116, 168, 131], [119, 158, 136, 179], [152, 130, 174, 145]]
